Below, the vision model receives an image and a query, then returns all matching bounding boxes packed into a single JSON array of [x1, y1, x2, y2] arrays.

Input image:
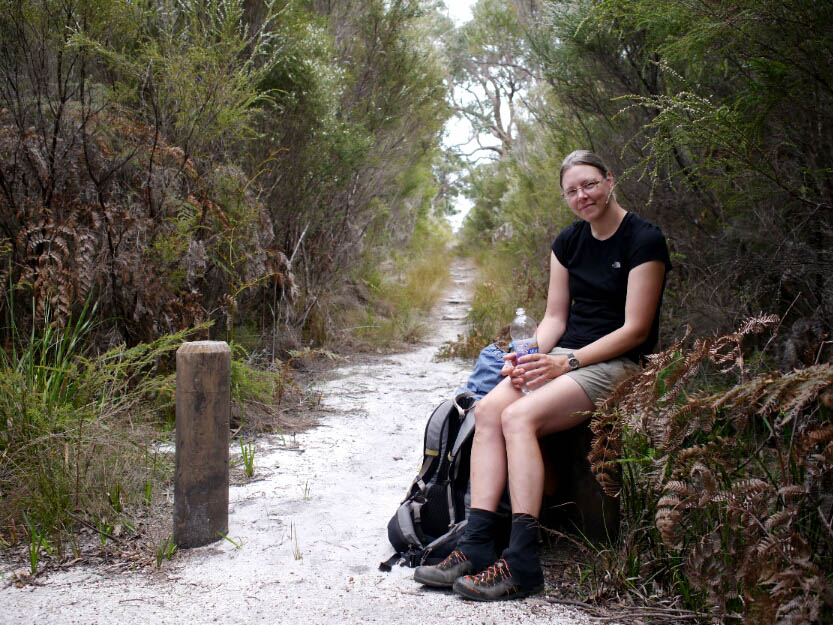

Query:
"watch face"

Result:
[[568, 354, 580, 369]]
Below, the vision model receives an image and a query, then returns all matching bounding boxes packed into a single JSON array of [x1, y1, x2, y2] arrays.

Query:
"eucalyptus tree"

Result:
[[445, 0, 539, 160]]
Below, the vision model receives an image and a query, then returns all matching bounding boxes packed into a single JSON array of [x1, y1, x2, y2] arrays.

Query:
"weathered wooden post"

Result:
[[174, 340, 231, 548]]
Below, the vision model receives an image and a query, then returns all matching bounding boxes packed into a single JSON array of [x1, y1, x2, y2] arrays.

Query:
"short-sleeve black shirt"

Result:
[[551, 212, 672, 363]]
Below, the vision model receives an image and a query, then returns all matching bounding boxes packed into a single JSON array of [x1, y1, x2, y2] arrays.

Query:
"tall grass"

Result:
[[5, 298, 97, 411], [0, 302, 206, 567], [329, 219, 455, 350]]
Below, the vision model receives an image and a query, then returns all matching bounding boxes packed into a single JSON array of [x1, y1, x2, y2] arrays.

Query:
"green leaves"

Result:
[[91, 0, 281, 154]]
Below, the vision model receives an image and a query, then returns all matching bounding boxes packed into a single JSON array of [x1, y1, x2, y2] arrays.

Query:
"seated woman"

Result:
[[414, 149, 672, 601]]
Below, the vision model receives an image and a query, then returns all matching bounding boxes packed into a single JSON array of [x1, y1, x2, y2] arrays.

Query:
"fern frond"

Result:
[[588, 411, 622, 496], [756, 534, 784, 559], [655, 504, 682, 548], [732, 478, 774, 496], [737, 314, 780, 336], [777, 369, 833, 425], [664, 480, 694, 497], [676, 443, 708, 463], [765, 508, 797, 532], [690, 462, 718, 505], [806, 423, 833, 444], [657, 493, 682, 509], [777, 485, 806, 499]]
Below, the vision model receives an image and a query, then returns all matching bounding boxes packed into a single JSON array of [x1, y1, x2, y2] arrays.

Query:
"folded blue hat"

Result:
[[454, 343, 507, 400]]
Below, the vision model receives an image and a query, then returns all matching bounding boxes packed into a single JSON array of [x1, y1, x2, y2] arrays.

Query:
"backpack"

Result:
[[379, 344, 509, 571]]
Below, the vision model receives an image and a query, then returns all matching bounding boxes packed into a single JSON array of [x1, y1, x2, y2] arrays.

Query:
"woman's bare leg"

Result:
[[469, 376, 523, 511], [501, 375, 595, 517]]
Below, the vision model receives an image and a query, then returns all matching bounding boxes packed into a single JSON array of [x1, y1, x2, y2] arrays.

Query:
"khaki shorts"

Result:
[[549, 346, 639, 406]]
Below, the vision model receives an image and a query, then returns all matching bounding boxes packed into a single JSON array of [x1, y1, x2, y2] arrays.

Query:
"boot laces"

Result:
[[470, 558, 511, 587], [436, 550, 467, 571]]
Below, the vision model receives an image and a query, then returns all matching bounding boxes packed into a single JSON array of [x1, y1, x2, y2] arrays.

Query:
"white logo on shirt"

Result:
[[612, 261, 621, 269]]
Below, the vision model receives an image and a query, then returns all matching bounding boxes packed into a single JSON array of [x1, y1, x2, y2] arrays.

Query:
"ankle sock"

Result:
[[501, 513, 544, 586], [456, 508, 499, 570]]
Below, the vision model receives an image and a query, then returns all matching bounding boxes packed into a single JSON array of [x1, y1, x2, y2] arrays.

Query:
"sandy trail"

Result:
[[0, 260, 591, 625]]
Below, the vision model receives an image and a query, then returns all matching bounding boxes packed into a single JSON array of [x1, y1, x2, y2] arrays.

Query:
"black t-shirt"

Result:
[[551, 212, 672, 363]]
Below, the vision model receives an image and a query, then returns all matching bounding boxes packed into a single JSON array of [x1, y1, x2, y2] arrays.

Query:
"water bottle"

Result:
[[510, 308, 538, 393]]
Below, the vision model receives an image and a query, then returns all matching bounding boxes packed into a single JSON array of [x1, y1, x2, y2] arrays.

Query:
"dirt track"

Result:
[[0, 259, 592, 625]]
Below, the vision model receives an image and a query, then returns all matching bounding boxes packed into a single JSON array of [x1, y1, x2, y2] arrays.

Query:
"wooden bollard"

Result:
[[174, 341, 231, 548]]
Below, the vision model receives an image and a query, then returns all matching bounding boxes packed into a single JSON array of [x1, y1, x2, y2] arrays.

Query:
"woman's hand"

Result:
[[514, 352, 571, 389], [501, 352, 528, 391], [502, 351, 570, 390], [501, 352, 516, 377]]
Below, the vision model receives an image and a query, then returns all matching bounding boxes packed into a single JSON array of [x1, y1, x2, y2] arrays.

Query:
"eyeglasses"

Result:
[[563, 179, 602, 201]]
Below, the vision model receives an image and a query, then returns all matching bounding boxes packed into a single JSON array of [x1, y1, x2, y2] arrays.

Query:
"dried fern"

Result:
[[1, 102, 296, 348], [591, 316, 833, 624]]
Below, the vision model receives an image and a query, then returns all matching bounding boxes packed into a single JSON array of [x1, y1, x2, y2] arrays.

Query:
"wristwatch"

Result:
[[567, 352, 581, 370]]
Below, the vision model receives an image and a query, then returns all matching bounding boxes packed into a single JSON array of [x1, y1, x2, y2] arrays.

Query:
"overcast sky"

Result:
[[446, 1, 474, 25], [442, 1, 487, 231]]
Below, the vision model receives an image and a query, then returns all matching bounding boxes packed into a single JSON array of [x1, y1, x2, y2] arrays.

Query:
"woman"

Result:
[[414, 150, 672, 601]]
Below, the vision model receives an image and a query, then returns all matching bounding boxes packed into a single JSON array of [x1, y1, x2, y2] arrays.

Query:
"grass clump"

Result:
[[239, 439, 255, 478], [0, 300, 212, 573]]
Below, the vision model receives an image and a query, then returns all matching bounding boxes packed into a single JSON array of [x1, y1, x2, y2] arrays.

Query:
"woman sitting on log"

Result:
[[414, 149, 672, 601]]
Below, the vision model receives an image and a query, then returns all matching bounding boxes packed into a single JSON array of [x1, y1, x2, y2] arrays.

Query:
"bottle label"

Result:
[[513, 338, 539, 360]]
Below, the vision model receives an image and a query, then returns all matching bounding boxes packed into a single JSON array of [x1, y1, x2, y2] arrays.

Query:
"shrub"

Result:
[[591, 317, 833, 624]]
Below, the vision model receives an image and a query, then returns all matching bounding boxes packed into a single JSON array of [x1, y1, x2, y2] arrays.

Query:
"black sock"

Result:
[[501, 513, 544, 586], [456, 508, 499, 570]]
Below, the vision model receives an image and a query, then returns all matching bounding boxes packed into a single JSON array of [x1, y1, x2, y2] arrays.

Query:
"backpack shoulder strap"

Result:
[[451, 409, 475, 458], [402, 398, 456, 500], [444, 393, 477, 524]]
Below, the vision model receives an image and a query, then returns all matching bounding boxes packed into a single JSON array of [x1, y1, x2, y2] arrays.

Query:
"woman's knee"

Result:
[[473, 396, 502, 430], [499, 402, 536, 440]]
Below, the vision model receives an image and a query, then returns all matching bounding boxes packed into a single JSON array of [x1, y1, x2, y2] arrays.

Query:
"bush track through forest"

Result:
[[0, 259, 592, 625]]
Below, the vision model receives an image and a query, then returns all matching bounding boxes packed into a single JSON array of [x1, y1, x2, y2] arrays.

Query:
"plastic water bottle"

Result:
[[510, 308, 538, 393]]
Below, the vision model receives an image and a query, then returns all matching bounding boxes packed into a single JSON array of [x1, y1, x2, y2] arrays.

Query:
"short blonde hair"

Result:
[[559, 150, 610, 188]]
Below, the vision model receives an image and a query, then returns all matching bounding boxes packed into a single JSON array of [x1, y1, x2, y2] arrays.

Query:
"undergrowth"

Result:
[[0, 297, 308, 576], [0, 310, 205, 569], [328, 219, 454, 351], [589, 316, 833, 624]]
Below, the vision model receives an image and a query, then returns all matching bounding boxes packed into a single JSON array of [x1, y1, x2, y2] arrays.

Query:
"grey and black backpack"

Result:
[[380, 392, 477, 570], [380, 343, 512, 571]]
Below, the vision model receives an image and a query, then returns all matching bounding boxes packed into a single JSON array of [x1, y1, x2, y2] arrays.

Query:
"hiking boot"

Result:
[[413, 550, 474, 588], [452, 558, 544, 602]]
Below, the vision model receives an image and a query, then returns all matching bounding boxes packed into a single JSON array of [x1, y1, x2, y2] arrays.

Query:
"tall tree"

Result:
[[446, 0, 537, 160]]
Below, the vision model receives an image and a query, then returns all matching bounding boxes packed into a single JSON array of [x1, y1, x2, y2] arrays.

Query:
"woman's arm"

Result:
[[535, 251, 570, 353], [519, 259, 666, 388], [503, 252, 569, 383]]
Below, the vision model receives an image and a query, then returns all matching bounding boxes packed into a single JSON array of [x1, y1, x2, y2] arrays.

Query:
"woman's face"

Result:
[[561, 164, 612, 222]]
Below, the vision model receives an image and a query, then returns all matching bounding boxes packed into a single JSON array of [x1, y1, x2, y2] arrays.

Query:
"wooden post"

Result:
[[174, 341, 231, 548]]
